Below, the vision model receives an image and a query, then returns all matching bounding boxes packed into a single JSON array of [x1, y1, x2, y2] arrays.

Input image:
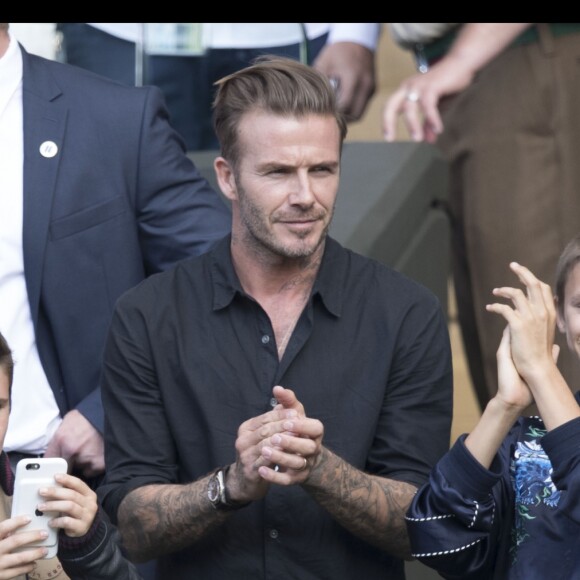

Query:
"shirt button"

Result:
[[269, 529, 279, 539], [261, 335, 270, 344], [270, 397, 278, 408]]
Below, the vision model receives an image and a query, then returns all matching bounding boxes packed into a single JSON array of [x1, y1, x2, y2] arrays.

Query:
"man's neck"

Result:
[[231, 240, 324, 303], [0, 31, 9, 59]]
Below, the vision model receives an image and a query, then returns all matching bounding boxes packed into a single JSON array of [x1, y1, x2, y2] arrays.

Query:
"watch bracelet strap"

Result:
[[218, 465, 251, 510]]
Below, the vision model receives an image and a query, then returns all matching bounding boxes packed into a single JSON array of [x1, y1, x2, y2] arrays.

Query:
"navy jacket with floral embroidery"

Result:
[[406, 392, 580, 579]]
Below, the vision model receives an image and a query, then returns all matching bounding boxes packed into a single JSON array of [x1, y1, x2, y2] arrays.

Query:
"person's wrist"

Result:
[[488, 393, 528, 418], [207, 465, 250, 511]]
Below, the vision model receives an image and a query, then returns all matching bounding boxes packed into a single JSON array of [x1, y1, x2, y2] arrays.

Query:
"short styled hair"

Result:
[[555, 235, 580, 315], [212, 55, 347, 167], [0, 332, 14, 391]]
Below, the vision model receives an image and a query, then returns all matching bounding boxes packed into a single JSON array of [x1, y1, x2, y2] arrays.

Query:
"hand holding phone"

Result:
[[10, 457, 68, 559]]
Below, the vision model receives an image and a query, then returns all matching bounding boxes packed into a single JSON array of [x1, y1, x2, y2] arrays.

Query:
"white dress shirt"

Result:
[[0, 32, 62, 454], [89, 23, 381, 52]]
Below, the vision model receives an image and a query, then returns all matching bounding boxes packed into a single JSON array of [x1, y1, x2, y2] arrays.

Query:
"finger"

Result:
[[420, 97, 443, 141], [276, 417, 323, 440], [0, 528, 49, 555], [39, 485, 87, 508], [342, 77, 373, 122], [497, 325, 511, 352], [235, 416, 306, 470], [261, 436, 317, 465], [260, 449, 310, 474], [401, 95, 425, 142], [53, 472, 97, 500], [334, 75, 356, 117], [272, 386, 304, 414], [0, 548, 47, 577], [383, 94, 405, 141], [509, 262, 551, 307], [552, 344, 560, 363], [49, 513, 92, 537], [346, 88, 368, 122], [491, 286, 532, 314], [486, 301, 518, 324], [0, 516, 33, 537], [239, 406, 299, 434]]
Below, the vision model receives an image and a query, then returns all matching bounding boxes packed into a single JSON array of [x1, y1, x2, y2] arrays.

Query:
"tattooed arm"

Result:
[[307, 448, 416, 556], [116, 478, 227, 562], [258, 386, 417, 558], [116, 400, 310, 561]]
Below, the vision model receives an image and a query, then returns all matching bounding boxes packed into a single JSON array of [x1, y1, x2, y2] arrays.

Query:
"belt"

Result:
[[415, 23, 580, 69]]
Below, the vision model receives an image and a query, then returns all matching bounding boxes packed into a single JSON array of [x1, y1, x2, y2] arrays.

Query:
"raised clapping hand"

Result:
[[486, 262, 558, 384], [494, 326, 534, 412], [228, 386, 324, 502]]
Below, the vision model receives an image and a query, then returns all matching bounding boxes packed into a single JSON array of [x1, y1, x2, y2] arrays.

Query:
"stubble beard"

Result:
[[238, 188, 334, 263]]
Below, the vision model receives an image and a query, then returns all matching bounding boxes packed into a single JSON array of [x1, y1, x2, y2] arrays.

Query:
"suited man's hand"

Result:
[[44, 410, 105, 478], [313, 41, 376, 122]]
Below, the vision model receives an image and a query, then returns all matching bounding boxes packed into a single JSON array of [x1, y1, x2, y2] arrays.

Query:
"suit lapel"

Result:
[[20, 46, 67, 326]]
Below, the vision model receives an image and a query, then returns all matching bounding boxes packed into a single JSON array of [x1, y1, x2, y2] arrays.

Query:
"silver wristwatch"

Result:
[[207, 466, 250, 511]]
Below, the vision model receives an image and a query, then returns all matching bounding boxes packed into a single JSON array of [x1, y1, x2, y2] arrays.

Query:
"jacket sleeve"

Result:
[[74, 84, 231, 430], [542, 416, 580, 523], [405, 434, 513, 580], [133, 85, 231, 275], [58, 508, 142, 579]]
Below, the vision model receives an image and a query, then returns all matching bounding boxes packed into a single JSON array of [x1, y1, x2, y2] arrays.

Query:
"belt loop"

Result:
[[536, 23, 556, 56]]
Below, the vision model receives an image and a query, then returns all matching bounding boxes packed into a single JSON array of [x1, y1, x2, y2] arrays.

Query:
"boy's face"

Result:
[[557, 261, 580, 358], [0, 371, 9, 449]]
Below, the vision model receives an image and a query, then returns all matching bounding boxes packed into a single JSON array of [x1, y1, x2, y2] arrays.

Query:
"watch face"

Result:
[[208, 474, 220, 504]]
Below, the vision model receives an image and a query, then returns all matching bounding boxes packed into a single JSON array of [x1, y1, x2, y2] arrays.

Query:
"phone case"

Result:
[[11, 457, 68, 559]]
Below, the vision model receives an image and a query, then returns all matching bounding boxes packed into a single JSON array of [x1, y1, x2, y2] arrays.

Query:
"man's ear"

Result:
[[214, 157, 238, 202], [555, 295, 566, 333]]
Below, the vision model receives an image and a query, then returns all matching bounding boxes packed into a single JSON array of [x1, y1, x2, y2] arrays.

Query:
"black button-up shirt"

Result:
[[100, 235, 453, 579]]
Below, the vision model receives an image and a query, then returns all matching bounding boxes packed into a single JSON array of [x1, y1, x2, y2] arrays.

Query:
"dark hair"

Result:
[[0, 332, 14, 391], [212, 55, 347, 168], [555, 235, 580, 315]]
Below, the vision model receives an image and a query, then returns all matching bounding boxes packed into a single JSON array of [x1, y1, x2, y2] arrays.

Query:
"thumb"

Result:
[[552, 344, 560, 364]]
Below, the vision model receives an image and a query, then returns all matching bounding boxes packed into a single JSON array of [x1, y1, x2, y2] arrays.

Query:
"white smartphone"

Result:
[[10, 457, 68, 559]]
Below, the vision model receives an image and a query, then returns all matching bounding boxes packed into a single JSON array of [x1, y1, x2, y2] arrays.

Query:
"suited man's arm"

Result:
[[45, 86, 231, 479], [133, 85, 231, 274]]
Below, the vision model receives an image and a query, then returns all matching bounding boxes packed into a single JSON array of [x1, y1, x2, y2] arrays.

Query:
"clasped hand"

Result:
[[228, 385, 323, 503]]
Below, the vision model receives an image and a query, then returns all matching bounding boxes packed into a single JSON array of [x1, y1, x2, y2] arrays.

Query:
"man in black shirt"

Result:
[[99, 56, 453, 579]]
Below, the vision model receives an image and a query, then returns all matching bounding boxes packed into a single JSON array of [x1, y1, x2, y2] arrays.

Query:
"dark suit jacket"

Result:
[[19, 45, 231, 433]]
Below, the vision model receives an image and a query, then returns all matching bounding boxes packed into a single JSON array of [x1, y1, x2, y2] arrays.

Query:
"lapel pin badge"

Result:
[[39, 141, 58, 158]]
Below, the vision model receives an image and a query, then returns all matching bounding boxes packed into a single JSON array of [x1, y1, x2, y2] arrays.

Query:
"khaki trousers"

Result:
[[437, 25, 580, 408]]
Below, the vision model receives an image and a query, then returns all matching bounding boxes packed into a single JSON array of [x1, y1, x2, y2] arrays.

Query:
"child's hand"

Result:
[[495, 326, 533, 411], [486, 262, 556, 381], [38, 473, 97, 538], [0, 515, 49, 577]]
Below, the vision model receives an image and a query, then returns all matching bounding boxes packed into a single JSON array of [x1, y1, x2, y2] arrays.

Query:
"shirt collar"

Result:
[[0, 32, 23, 118], [209, 234, 345, 318]]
